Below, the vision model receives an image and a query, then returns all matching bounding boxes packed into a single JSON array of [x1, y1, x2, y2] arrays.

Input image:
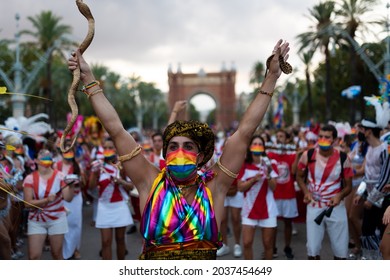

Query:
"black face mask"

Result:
[[357, 132, 366, 142]]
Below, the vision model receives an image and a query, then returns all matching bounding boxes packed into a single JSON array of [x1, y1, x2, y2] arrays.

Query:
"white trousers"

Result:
[[306, 202, 349, 258]]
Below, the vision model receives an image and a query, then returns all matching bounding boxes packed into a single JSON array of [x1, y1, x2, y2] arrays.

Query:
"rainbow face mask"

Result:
[[63, 151, 75, 160], [103, 149, 116, 161], [14, 147, 24, 156], [166, 148, 198, 182], [38, 156, 53, 168], [318, 138, 332, 151], [250, 144, 265, 156]]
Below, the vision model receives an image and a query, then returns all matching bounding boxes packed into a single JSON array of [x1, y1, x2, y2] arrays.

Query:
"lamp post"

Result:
[[134, 89, 143, 131], [0, 14, 56, 118], [128, 74, 143, 131], [385, 3, 390, 79]]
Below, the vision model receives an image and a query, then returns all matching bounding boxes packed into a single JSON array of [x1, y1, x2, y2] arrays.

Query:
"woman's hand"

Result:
[[47, 193, 56, 203], [267, 39, 290, 78], [303, 192, 313, 204], [383, 206, 390, 225], [354, 195, 363, 206], [173, 100, 187, 114], [68, 49, 95, 84], [328, 194, 342, 207], [90, 160, 102, 173]]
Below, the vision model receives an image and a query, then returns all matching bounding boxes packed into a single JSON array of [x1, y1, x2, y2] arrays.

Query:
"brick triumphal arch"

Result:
[[168, 67, 236, 129]]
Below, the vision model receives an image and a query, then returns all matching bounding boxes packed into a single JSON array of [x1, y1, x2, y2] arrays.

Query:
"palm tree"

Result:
[[249, 61, 265, 88], [249, 61, 275, 125], [20, 11, 75, 126], [299, 50, 315, 117], [296, 1, 336, 121], [335, 0, 379, 123]]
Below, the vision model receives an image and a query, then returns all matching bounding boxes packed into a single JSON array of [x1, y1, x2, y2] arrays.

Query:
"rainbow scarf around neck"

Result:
[[141, 169, 221, 247]]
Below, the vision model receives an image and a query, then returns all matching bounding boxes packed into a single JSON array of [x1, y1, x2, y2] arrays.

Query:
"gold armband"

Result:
[[216, 158, 238, 179], [118, 145, 142, 163]]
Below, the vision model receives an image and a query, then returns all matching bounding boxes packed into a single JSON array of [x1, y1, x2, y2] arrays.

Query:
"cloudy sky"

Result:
[[0, 0, 387, 100]]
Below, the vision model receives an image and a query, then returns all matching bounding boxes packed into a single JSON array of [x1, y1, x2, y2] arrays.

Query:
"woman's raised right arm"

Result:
[[68, 50, 159, 195]]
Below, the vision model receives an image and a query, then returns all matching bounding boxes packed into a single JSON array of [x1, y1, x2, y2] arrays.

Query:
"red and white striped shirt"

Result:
[[97, 163, 128, 203], [298, 148, 354, 208], [23, 170, 66, 222], [239, 160, 279, 220]]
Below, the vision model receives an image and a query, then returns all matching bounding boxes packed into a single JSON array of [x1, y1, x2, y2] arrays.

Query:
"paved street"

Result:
[[17, 200, 335, 260]]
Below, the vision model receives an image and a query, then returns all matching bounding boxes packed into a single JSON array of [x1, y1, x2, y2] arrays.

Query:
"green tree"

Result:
[[188, 103, 200, 121], [335, 0, 379, 123], [299, 50, 315, 117], [137, 81, 166, 129], [297, 1, 336, 121], [20, 11, 75, 126], [249, 61, 265, 101]]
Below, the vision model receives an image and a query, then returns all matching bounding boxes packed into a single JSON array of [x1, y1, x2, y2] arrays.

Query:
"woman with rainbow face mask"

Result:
[[88, 138, 134, 260], [68, 39, 291, 259], [53, 140, 85, 260], [237, 135, 278, 260], [22, 149, 74, 259]]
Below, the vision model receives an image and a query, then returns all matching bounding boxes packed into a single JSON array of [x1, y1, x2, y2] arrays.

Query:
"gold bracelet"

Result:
[[216, 158, 238, 179], [258, 89, 273, 98], [118, 145, 142, 163], [87, 88, 103, 99]]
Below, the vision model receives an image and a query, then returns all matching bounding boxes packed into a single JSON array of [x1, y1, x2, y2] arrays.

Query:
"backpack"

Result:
[[305, 148, 347, 188]]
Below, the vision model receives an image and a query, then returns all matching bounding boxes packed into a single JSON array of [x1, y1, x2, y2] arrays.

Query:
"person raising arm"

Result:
[[67, 39, 290, 259]]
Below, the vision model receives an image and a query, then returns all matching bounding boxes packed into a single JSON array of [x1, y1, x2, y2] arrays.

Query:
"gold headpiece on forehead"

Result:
[[163, 120, 215, 167]]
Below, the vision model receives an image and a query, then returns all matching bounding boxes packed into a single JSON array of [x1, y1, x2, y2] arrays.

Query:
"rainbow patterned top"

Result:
[[140, 169, 221, 249]]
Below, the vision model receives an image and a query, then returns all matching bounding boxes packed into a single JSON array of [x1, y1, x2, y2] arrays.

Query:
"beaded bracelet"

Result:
[[81, 80, 100, 93], [258, 89, 273, 98]]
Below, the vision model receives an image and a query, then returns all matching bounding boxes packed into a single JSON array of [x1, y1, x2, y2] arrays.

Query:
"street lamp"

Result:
[[0, 13, 57, 117], [133, 88, 143, 131]]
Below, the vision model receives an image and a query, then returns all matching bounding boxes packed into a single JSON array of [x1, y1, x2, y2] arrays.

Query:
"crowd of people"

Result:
[[1, 39, 390, 260]]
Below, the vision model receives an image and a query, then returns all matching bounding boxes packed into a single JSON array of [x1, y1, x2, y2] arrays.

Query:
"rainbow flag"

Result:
[[273, 93, 284, 128]]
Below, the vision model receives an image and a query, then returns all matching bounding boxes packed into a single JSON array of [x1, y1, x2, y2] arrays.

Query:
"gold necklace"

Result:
[[177, 184, 197, 197], [177, 183, 197, 191], [175, 175, 199, 195]]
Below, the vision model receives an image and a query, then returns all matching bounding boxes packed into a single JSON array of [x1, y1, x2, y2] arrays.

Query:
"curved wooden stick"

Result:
[[60, 0, 95, 153]]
